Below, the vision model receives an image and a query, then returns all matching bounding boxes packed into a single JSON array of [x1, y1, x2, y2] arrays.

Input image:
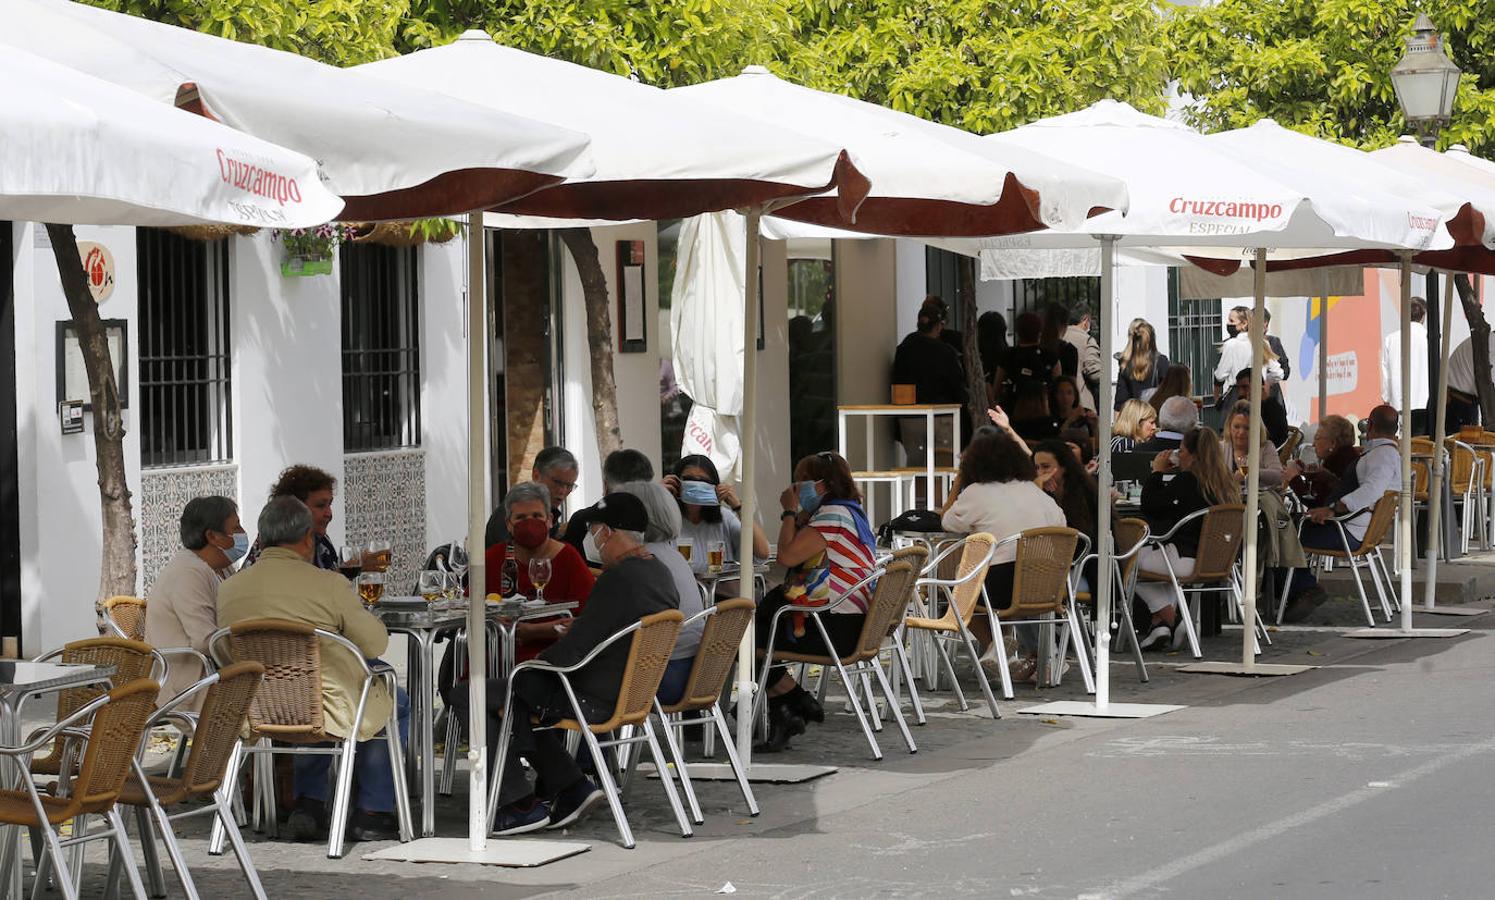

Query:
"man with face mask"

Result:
[[452, 492, 679, 835], [145, 495, 245, 709]]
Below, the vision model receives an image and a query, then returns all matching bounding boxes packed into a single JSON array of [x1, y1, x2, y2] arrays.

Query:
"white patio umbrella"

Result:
[[2, 0, 596, 219], [943, 102, 1449, 699], [1, 47, 340, 227], [671, 70, 1130, 760]]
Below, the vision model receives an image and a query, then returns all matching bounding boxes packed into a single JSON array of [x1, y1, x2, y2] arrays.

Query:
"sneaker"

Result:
[[1170, 619, 1191, 651], [1138, 624, 1172, 651], [547, 777, 605, 830], [493, 799, 551, 836], [346, 808, 400, 842], [285, 797, 328, 843], [1281, 586, 1330, 624], [978, 650, 1006, 683]]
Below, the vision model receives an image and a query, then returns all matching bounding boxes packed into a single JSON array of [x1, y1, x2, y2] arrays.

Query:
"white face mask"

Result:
[[582, 527, 605, 564]]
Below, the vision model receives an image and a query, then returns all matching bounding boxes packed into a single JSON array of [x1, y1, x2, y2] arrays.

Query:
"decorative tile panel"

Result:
[[342, 450, 427, 594], [140, 464, 239, 594]]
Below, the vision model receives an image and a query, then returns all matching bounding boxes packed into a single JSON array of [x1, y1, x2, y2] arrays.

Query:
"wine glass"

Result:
[[337, 545, 362, 581], [417, 570, 444, 605], [448, 540, 470, 594], [442, 571, 461, 604], [528, 556, 553, 604], [366, 538, 392, 573], [355, 571, 385, 608]]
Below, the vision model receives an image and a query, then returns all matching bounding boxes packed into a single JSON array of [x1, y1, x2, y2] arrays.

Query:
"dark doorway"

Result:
[[0, 223, 20, 649]]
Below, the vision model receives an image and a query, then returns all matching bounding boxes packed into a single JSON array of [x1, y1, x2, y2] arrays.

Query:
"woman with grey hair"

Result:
[[614, 480, 705, 704], [145, 495, 245, 705], [484, 481, 595, 665]]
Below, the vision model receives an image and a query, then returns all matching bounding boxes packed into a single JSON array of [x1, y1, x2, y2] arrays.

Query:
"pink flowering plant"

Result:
[[273, 222, 356, 260]]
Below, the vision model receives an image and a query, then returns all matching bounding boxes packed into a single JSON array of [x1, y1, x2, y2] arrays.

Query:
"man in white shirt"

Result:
[[1281, 405, 1402, 621], [1380, 296, 1429, 435], [1445, 331, 1495, 433], [1214, 306, 1283, 401]]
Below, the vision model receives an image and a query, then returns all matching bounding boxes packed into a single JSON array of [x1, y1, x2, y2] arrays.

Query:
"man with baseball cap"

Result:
[[450, 491, 681, 835]]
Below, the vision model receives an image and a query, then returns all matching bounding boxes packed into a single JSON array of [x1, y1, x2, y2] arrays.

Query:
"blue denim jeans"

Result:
[[655, 656, 694, 707], [293, 685, 409, 814]]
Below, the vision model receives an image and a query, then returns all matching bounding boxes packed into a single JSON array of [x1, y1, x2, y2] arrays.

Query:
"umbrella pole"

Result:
[[1318, 295, 1329, 422], [1399, 256, 1415, 629], [1094, 236, 1117, 709], [736, 206, 763, 766], [1424, 270, 1456, 609], [1241, 249, 1267, 669], [465, 210, 489, 851]]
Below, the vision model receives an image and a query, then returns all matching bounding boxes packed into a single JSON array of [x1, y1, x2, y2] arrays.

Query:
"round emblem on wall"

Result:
[[77, 241, 115, 304]]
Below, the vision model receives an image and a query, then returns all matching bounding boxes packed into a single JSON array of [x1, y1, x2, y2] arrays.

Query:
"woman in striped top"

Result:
[[754, 451, 878, 752]]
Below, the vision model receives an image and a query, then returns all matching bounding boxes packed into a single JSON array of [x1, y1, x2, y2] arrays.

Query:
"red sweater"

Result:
[[485, 542, 595, 662]]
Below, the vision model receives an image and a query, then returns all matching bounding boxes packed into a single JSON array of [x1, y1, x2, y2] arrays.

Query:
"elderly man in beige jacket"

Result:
[[218, 496, 406, 843]]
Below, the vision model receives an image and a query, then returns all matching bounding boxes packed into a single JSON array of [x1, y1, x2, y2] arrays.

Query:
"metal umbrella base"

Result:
[[1018, 701, 1184, 719], [1177, 662, 1317, 676], [1343, 627, 1470, 639], [365, 838, 589, 867]]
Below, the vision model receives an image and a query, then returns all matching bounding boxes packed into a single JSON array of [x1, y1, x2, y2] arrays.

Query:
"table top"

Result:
[[838, 404, 963, 413], [0, 661, 115, 694], [695, 562, 771, 582], [376, 599, 577, 629]]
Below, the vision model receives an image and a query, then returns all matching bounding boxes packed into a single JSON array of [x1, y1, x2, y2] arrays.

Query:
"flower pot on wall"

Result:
[[280, 254, 334, 277]]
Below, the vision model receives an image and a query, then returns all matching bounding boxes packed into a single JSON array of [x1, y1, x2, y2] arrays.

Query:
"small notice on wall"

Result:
[[1325, 351, 1358, 396]]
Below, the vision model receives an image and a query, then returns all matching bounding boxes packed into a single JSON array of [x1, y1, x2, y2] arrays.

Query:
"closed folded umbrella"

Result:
[[1, 47, 340, 227]]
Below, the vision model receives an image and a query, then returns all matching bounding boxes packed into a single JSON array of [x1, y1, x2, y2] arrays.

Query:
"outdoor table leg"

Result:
[[417, 629, 438, 837], [925, 408, 936, 509], [403, 634, 422, 787]]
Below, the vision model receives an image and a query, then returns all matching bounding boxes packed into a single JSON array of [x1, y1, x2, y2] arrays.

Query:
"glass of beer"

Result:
[[707, 540, 726, 574], [337, 545, 362, 581], [528, 557, 553, 604], [418, 570, 444, 605], [355, 571, 385, 608], [366, 538, 392, 573], [442, 571, 461, 603], [676, 539, 694, 563]]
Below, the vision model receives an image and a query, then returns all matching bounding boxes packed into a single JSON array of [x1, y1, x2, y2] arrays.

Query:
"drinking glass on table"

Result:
[[448, 540, 469, 593], [417, 570, 445, 605], [366, 539, 392, 572], [528, 556, 553, 604], [355, 571, 385, 608], [337, 545, 362, 581], [676, 539, 694, 563], [707, 540, 726, 574], [441, 571, 462, 604]]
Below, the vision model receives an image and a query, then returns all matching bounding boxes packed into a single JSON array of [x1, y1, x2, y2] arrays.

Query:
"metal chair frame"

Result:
[[1276, 491, 1399, 627], [1137, 504, 1256, 659], [901, 535, 1003, 713], [979, 528, 1094, 694], [1447, 439, 1488, 554], [206, 622, 413, 859], [1074, 520, 1152, 683], [484, 610, 691, 849]]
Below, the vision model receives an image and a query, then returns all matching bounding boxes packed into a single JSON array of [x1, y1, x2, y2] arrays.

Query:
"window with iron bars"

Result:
[[924, 246, 970, 331], [1017, 276, 1100, 338], [1166, 269, 1222, 402], [341, 244, 421, 453], [137, 228, 232, 468]]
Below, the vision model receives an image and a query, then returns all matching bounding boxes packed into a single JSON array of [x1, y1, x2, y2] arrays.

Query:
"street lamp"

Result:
[[1390, 12, 1462, 149]]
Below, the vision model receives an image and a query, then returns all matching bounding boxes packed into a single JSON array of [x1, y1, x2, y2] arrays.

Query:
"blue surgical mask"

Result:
[[225, 532, 250, 563], [797, 480, 823, 514], [680, 479, 719, 507]]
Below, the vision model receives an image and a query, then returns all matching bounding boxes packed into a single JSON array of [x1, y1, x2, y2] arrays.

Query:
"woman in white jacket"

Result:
[[941, 422, 1066, 684]]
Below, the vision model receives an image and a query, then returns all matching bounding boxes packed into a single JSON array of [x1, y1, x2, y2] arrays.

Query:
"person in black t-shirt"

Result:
[[892, 299, 967, 465], [993, 312, 1059, 408]]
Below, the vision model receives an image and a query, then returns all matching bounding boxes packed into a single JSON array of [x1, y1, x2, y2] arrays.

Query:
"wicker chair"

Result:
[[0, 678, 160, 900], [29, 638, 164, 778], [102, 596, 147, 641], [902, 534, 1002, 712], [978, 527, 1091, 692], [486, 609, 688, 849], [756, 560, 921, 761], [651, 598, 759, 825], [880, 544, 931, 725], [1446, 438, 1487, 554], [1074, 518, 1152, 683], [207, 619, 413, 859], [1138, 504, 1249, 659], [1278, 490, 1400, 627], [109, 663, 267, 900]]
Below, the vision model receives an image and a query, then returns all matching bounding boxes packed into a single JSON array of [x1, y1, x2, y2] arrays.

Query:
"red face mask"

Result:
[[512, 518, 549, 550]]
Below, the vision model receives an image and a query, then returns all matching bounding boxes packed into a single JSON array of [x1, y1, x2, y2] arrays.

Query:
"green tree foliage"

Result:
[[84, 0, 407, 65], [1167, 0, 1495, 153]]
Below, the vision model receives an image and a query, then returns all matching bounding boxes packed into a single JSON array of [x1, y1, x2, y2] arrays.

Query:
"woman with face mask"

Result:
[[145, 495, 246, 709], [754, 451, 878, 752], [484, 481, 595, 664], [662, 454, 770, 579]]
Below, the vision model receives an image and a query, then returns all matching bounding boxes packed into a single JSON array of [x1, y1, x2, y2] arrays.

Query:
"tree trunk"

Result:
[[958, 255, 986, 434], [46, 224, 136, 625], [558, 228, 622, 459], [1453, 273, 1495, 425]]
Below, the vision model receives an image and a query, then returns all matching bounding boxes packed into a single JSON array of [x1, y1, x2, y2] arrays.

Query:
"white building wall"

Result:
[[20, 224, 142, 654], [418, 239, 469, 551]]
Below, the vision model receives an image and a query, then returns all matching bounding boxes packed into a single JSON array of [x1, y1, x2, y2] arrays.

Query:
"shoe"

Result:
[[753, 697, 806, 754], [493, 799, 551, 836], [1281, 586, 1330, 624], [978, 649, 1006, 683], [785, 686, 825, 724], [346, 808, 400, 842], [1171, 618, 1191, 651], [1008, 655, 1039, 685], [547, 777, 605, 830], [1138, 624, 1172, 651], [285, 797, 328, 843]]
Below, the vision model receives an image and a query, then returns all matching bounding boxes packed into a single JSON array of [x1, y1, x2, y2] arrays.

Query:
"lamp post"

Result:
[[1391, 12, 1461, 442]]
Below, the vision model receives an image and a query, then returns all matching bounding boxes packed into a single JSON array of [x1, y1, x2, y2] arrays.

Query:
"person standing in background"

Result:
[[892, 299, 966, 466], [1381, 297, 1429, 435], [1115, 318, 1170, 410], [1060, 304, 1102, 413]]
